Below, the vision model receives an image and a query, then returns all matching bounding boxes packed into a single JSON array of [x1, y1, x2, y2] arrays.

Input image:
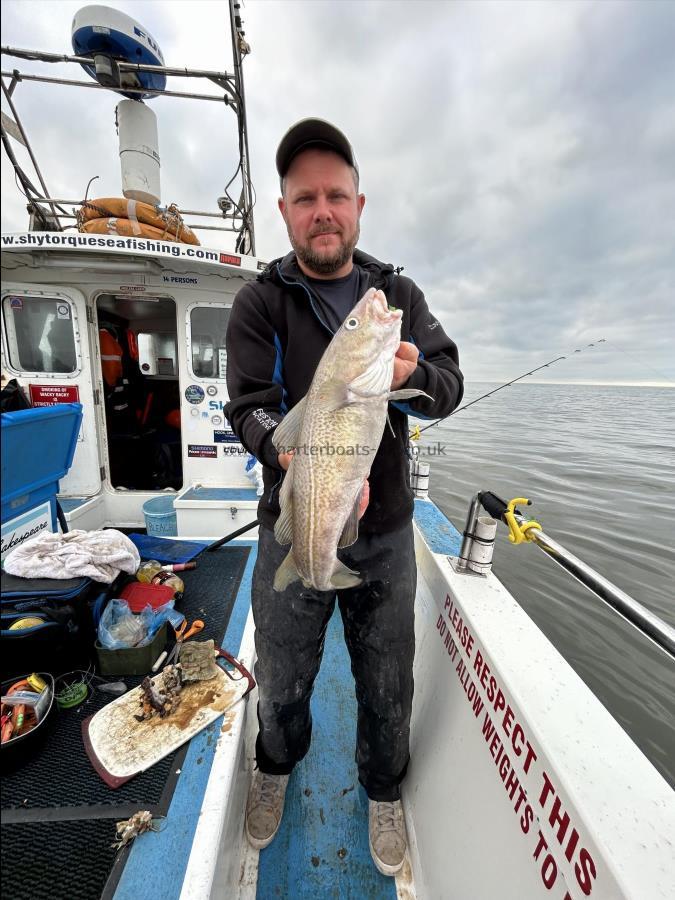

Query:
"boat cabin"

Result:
[[1, 240, 262, 532]]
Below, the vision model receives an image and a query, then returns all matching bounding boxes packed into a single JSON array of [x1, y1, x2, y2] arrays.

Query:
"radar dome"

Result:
[[72, 5, 166, 99]]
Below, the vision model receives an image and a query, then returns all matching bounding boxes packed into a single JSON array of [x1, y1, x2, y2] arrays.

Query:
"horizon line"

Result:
[[465, 380, 675, 388]]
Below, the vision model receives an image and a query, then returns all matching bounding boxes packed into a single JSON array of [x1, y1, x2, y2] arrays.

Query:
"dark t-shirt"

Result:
[[305, 267, 369, 333]]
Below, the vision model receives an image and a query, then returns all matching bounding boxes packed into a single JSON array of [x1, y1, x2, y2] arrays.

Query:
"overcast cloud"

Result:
[[2, 0, 674, 383]]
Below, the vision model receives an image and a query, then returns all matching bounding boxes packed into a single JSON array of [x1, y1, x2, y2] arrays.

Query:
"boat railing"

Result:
[[452, 490, 675, 660]]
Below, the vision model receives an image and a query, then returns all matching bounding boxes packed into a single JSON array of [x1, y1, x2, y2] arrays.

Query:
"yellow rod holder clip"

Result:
[[504, 497, 542, 545], [409, 425, 421, 442]]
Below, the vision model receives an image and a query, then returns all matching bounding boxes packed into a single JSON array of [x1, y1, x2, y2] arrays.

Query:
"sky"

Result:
[[1, 0, 674, 385]]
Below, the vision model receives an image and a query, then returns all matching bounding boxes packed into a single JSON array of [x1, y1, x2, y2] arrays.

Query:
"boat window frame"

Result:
[[185, 301, 232, 383], [1, 289, 83, 378]]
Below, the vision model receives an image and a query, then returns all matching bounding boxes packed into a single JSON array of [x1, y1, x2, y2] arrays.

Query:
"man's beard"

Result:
[[287, 222, 360, 276]]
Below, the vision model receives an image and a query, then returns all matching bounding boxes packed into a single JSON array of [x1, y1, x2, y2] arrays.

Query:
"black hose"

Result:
[[205, 518, 259, 553]]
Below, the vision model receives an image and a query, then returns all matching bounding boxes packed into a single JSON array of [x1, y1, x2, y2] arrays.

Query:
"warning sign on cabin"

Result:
[[29, 384, 80, 407]]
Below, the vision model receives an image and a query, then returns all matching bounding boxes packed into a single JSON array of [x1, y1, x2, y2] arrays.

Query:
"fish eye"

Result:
[[345, 317, 360, 330]]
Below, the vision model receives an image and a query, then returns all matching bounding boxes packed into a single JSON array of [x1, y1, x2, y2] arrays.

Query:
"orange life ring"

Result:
[[99, 328, 123, 387], [82, 217, 199, 244], [78, 198, 200, 246]]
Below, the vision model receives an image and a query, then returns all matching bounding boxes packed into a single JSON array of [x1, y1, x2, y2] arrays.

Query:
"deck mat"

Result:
[[1, 819, 121, 900], [256, 605, 398, 899], [0, 545, 250, 899]]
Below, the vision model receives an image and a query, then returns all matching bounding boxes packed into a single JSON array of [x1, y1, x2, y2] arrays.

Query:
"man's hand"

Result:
[[391, 341, 419, 390], [278, 451, 294, 470]]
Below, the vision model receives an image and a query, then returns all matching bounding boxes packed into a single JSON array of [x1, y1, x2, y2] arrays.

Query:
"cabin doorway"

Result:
[[95, 294, 182, 491]]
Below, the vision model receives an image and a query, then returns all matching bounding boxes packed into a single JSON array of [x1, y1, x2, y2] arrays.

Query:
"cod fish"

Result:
[[272, 287, 431, 592]]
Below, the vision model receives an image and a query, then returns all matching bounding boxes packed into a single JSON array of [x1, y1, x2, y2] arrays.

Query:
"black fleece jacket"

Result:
[[224, 249, 464, 533]]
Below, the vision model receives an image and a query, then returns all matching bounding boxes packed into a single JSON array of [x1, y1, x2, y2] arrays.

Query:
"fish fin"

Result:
[[274, 465, 294, 546], [320, 379, 358, 412], [330, 558, 361, 590], [272, 397, 307, 454], [338, 490, 361, 548], [387, 388, 434, 402], [273, 550, 301, 592], [348, 358, 390, 397]]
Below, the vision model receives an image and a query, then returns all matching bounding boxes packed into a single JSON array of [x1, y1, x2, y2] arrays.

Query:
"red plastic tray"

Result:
[[119, 581, 175, 613]]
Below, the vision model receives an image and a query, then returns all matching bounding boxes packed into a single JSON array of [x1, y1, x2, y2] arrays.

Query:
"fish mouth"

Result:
[[370, 290, 402, 324]]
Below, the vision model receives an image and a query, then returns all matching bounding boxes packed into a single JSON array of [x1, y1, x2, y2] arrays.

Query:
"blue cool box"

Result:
[[1, 403, 83, 528]]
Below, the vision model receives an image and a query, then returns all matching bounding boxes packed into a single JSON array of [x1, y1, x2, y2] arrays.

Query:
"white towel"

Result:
[[3, 529, 140, 584]]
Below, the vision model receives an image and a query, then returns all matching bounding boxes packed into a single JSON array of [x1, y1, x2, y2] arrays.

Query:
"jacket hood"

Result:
[[258, 248, 397, 291]]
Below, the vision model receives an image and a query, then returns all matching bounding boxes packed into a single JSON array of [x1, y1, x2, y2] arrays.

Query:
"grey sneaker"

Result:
[[245, 770, 290, 849], [368, 799, 407, 876]]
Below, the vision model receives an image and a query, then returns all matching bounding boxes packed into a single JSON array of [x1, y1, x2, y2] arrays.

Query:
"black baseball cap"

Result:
[[276, 118, 358, 178]]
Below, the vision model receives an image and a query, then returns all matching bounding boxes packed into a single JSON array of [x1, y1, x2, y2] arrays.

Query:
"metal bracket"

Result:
[[449, 557, 487, 577]]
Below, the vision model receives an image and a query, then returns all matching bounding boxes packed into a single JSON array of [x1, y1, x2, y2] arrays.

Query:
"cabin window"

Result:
[[189, 305, 230, 380], [2, 295, 78, 373]]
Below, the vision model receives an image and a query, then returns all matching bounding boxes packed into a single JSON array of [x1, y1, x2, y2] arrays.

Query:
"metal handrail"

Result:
[[0, 71, 227, 103], [0, 46, 236, 82]]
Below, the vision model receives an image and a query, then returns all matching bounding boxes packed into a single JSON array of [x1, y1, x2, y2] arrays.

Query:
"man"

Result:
[[225, 119, 463, 876]]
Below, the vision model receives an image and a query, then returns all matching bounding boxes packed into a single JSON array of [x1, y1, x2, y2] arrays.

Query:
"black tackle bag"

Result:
[[0, 572, 108, 679]]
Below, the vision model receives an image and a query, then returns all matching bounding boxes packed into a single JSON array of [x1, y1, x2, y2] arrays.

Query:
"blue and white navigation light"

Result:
[[71, 5, 166, 99]]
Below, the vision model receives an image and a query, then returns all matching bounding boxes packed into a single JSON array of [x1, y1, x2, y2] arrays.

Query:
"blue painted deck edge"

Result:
[[413, 498, 462, 556], [113, 540, 257, 900]]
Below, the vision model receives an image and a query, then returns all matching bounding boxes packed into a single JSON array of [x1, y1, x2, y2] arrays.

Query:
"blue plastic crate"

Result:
[[1, 403, 82, 526]]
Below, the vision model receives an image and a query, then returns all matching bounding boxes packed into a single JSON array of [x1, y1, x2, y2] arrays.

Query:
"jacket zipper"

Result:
[[268, 471, 283, 507]]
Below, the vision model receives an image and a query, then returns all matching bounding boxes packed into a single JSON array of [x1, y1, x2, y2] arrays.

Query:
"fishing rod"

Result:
[[416, 339, 606, 436]]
